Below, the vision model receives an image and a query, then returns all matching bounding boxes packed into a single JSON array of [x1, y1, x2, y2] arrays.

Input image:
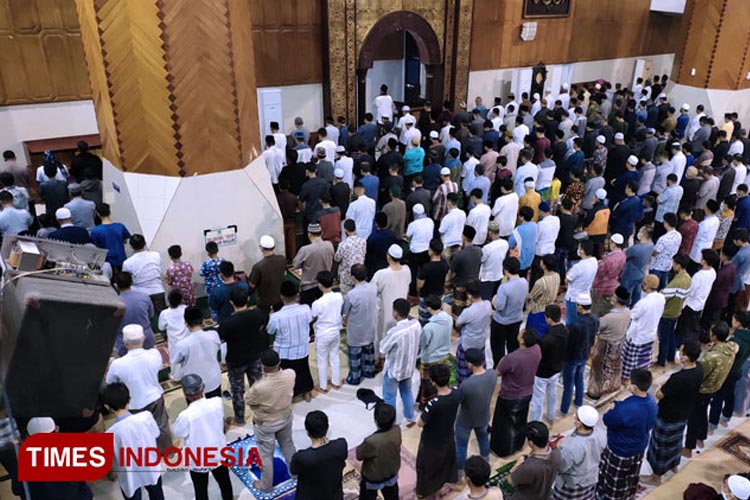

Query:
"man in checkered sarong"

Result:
[[596, 368, 657, 500]]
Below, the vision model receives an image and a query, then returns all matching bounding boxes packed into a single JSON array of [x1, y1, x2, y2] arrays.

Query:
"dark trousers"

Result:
[[408, 250, 430, 296], [656, 316, 678, 366], [359, 478, 398, 500], [189, 466, 233, 500], [299, 287, 322, 306], [555, 247, 570, 283], [676, 306, 702, 346], [710, 371, 741, 426], [685, 393, 714, 450], [227, 359, 262, 422], [479, 280, 500, 301], [490, 319, 521, 369], [122, 477, 164, 500], [149, 292, 167, 318]]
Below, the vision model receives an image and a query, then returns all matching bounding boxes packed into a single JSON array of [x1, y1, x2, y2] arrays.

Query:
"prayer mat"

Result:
[[226, 434, 296, 500], [718, 432, 750, 467], [346, 446, 454, 499]]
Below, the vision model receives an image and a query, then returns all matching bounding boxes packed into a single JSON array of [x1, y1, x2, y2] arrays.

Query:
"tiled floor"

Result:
[[2, 318, 747, 499]]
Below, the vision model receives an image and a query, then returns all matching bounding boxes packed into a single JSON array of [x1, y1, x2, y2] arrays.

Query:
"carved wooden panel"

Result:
[[0, 0, 91, 105]]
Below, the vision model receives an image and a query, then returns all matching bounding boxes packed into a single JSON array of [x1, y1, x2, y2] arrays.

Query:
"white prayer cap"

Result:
[[576, 293, 592, 306], [524, 180, 535, 188], [402, 105, 410, 112], [388, 244, 403, 259], [595, 188, 607, 200], [27, 417, 55, 435], [681, 103, 690, 111], [533, 92, 540, 99], [728, 475, 750, 500], [55, 207, 71, 220], [614, 132, 625, 141], [562, 82, 570, 90], [429, 130, 439, 139], [335, 145, 346, 153], [595, 83, 602, 90], [334, 168, 344, 179], [122, 324, 145, 343], [413, 203, 425, 215], [596, 135, 606, 144], [627, 155, 639, 166], [260, 235, 275, 249], [440, 167, 451, 176], [658, 93, 667, 100], [611, 233, 625, 245], [576, 406, 599, 427]]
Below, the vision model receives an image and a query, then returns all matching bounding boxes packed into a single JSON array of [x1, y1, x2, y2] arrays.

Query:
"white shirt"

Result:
[[729, 139, 745, 157], [273, 132, 288, 165], [296, 145, 313, 164], [514, 162, 539, 197], [467, 203, 491, 244], [314, 139, 337, 162], [406, 216, 434, 253], [439, 124, 452, 145], [311, 292, 344, 339], [346, 195, 376, 239], [565, 256, 598, 301], [689, 214, 720, 263], [35, 164, 68, 183], [670, 151, 686, 181], [491, 192, 519, 237], [122, 250, 165, 296], [732, 163, 748, 194], [558, 92, 570, 110], [325, 124, 340, 145], [106, 348, 163, 409], [536, 160, 556, 191], [439, 207, 467, 247], [491, 116, 503, 131], [500, 142, 523, 174], [170, 329, 222, 392], [172, 397, 226, 471], [262, 146, 284, 184], [335, 156, 354, 188], [404, 127, 422, 150], [505, 101, 517, 115], [535, 215, 560, 256], [480, 238, 509, 282], [627, 291, 665, 345], [374, 94, 394, 124], [513, 124, 529, 145], [688, 112, 705, 141], [109, 412, 162, 497], [397, 114, 416, 143], [158, 305, 189, 353], [684, 267, 717, 311]]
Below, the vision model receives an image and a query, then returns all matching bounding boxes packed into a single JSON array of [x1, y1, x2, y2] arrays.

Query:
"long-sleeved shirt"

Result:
[[603, 394, 657, 457], [342, 282, 377, 347], [566, 313, 599, 362], [706, 262, 736, 312], [650, 230, 682, 272], [380, 318, 421, 381], [662, 270, 691, 318], [420, 311, 453, 363], [246, 369, 295, 423], [656, 184, 683, 223], [699, 341, 740, 394], [626, 291, 665, 345], [731, 245, 750, 293], [592, 250, 625, 296], [683, 267, 716, 312], [689, 214, 719, 263], [678, 218, 699, 255]]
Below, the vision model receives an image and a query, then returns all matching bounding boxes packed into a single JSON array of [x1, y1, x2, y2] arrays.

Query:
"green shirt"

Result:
[[729, 329, 750, 377], [700, 341, 739, 394], [661, 270, 691, 318]]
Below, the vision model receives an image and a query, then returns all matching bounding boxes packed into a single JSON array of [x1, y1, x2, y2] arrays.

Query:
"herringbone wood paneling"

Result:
[[159, 0, 243, 174], [75, 0, 121, 165], [94, 0, 179, 174]]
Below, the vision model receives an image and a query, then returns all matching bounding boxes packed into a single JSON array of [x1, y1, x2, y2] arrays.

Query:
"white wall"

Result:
[[467, 53, 676, 104], [0, 100, 99, 163], [668, 83, 750, 128], [257, 83, 324, 137], [365, 59, 404, 112]]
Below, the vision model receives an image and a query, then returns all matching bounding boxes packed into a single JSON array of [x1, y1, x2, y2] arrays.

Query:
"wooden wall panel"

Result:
[[0, 0, 91, 105], [250, 0, 324, 87], [470, 0, 687, 72]]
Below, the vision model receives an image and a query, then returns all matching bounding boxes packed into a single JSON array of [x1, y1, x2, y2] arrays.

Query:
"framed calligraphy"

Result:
[[523, 0, 571, 18]]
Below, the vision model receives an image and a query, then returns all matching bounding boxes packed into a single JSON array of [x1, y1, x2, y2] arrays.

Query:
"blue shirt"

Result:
[[470, 176, 491, 206], [621, 242, 654, 282], [91, 222, 131, 267], [509, 222, 537, 270], [423, 162, 443, 192], [736, 195, 750, 230], [209, 280, 250, 323], [445, 139, 461, 159], [403, 147, 426, 176], [492, 276, 529, 325], [732, 245, 750, 293], [611, 195, 642, 237], [357, 123, 377, 149], [484, 129, 500, 150], [360, 175, 380, 202], [603, 394, 657, 456], [676, 113, 690, 139]]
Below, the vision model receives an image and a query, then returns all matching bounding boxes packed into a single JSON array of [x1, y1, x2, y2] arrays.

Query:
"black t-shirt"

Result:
[[450, 245, 482, 287], [658, 365, 704, 422], [420, 390, 461, 446], [537, 324, 568, 378], [289, 438, 348, 500], [419, 260, 449, 298], [217, 309, 269, 365]]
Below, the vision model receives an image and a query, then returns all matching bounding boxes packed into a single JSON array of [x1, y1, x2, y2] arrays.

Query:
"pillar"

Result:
[[75, 0, 261, 176]]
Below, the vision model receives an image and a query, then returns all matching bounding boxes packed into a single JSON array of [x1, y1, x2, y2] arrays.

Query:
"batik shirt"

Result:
[[166, 261, 196, 305], [200, 257, 225, 296]]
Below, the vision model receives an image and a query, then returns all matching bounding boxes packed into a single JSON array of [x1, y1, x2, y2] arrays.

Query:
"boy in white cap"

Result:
[[334, 146, 354, 188], [551, 405, 606, 500], [103, 382, 165, 499], [432, 167, 459, 221], [372, 244, 412, 356], [311, 270, 344, 392], [592, 134, 608, 171], [405, 203, 434, 297], [724, 475, 750, 500], [559, 293, 599, 417], [106, 323, 172, 452]]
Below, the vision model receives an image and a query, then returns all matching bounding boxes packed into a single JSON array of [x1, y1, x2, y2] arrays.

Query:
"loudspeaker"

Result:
[[1, 275, 123, 419]]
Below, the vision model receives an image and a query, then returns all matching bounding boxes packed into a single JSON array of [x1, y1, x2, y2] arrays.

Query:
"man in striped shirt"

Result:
[[657, 254, 691, 367], [380, 298, 422, 427], [268, 281, 315, 402]]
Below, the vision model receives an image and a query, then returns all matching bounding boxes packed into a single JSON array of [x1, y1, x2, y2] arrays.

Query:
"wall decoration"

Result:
[[523, 0, 571, 19]]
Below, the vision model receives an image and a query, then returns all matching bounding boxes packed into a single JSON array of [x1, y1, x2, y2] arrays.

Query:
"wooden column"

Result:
[[74, 0, 260, 176]]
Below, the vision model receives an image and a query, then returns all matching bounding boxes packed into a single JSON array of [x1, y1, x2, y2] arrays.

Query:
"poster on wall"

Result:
[[524, 0, 571, 18], [204, 225, 238, 247]]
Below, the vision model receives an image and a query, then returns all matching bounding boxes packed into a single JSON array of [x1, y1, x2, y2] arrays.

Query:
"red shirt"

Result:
[[678, 218, 699, 255], [533, 137, 551, 164]]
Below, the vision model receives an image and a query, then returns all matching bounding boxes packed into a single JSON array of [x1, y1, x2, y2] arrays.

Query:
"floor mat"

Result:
[[226, 433, 296, 500], [718, 432, 750, 467]]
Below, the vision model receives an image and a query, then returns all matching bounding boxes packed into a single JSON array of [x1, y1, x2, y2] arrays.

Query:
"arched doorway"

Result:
[[357, 11, 443, 123]]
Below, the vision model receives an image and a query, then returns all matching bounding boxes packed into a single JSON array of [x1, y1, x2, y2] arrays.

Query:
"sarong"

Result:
[[490, 396, 531, 457], [587, 338, 623, 398], [596, 447, 643, 500], [280, 356, 314, 396], [621, 339, 653, 380], [551, 482, 596, 500], [646, 416, 687, 476]]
